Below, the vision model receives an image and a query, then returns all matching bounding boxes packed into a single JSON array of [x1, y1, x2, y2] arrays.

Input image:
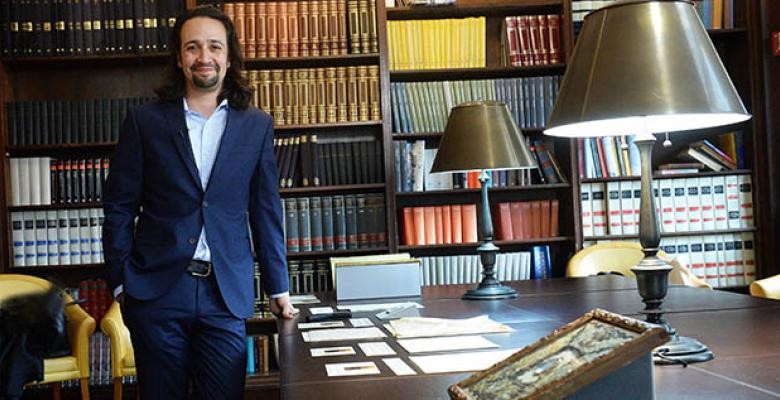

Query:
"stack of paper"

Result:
[[384, 315, 513, 338]]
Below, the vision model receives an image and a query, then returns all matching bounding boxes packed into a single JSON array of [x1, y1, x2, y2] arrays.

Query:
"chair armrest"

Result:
[[63, 293, 97, 378], [100, 301, 129, 378]]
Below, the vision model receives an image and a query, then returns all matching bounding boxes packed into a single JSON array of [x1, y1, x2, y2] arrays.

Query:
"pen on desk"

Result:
[[344, 365, 376, 371], [323, 348, 351, 353]]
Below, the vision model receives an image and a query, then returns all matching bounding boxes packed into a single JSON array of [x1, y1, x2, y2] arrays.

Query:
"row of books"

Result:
[[275, 135, 382, 188], [418, 251, 533, 286], [246, 335, 273, 374], [386, 17, 485, 70], [400, 204, 478, 246], [693, 0, 736, 29], [586, 233, 756, 289], [11, 209, 104, 267], [502, 15, 563, 67], [580, 174, 753, 237], [679, 139, 741, 172], [494, 200, 560, 241], [0, 0, 183, 57], [571, 1, 616, 34], [288, 258, 332, 294], [10, 157, 109, 206], [6, 97, 146, 146], [283, 194, 387, 253], [390, 76, 561, 133], [393, 141, 536, 192], [245, 66, 381, 126], [224, 0, 378, 59]]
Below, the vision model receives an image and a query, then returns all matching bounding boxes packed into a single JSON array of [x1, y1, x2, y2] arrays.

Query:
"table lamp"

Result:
[[430, 101, 538, 300], [545, 0, 750, 364]]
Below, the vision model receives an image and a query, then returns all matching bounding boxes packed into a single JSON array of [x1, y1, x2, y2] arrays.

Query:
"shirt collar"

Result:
[[182, 97, 229, 116]]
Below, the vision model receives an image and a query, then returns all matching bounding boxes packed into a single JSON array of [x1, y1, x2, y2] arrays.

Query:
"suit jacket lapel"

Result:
[[205, 107, 241, 193], [164, 99, 203, 191]]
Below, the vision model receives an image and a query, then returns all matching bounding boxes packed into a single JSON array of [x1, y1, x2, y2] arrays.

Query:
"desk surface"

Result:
[[278, 276, 780, 400]]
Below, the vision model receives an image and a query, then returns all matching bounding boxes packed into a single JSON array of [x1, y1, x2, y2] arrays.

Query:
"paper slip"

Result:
[[325, 362, 381, 377], [409, 349, 519, 374], [289, 294, 320, 304], [385, 315, 513, 338], [310, 346, 356, 357], [397, 335, 500, 354], [350, 318, 374, 327], [337, 302, 423, 313], [382, 358, 417, 376], [302, 327, 386, 343], [358, 342, 396, 356], [308, 307, 334, 315], [298, 321, 345, 330]]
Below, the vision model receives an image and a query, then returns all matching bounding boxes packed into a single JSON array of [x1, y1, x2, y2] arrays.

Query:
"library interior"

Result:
[[0, 0, 779, 399]]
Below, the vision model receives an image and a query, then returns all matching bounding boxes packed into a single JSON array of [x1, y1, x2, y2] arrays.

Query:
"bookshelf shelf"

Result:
[[394, 183, 571, 198], [580, 169, 753, 183], [707, 27, 748, 37], [8, 203, 103, 212], [246, 53, 380, 69], [286, 247, 390, 259], [584, 227, 758, 241], [399, 236, 573, 251], [246, 317, 278, 336], [0, 52, 170, 68], [390, 64, 566, 81], [7, 143, 116, 157], [10, 263, 104, 272], [387, 1, 563, 20], [393, 128, 545, 141], [280, 183, 386, 196], [274, 120, 383, 131], [245, 371, 281, 389]]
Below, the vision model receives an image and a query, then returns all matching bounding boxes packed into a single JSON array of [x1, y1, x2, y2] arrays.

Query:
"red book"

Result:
[[423, 206, 436, 245], [540, 200, 551, 238], [412, 207, 425, 245], [537, 15, 550, 64], [550, 199, 560, 236], [462, 204, 478, 243], [521, 202, 533, 240], [402, 207, 414, 245], [467, 171, 480, 189], [509, 202, 524, 240], [505, 17, 521, 66], [528, 15, 543, 65], [434, 206, 444, 245], [451, 205, 463, 243], [495, 202, 513, 240], [441, 205, 452, 244], [531, 201, 543, 238], [547, 14, 562, 64], [517, 16, 532, 66]]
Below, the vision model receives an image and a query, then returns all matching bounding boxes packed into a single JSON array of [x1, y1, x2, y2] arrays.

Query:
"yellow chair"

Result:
[[100, 301, 137, 400], [749, 274, 780, 300], [0, 274, 95, 400], [567, 242, 712, 289]]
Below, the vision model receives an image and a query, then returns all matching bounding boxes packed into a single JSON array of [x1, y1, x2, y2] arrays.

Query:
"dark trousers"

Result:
[[122, 272, 247, 400]]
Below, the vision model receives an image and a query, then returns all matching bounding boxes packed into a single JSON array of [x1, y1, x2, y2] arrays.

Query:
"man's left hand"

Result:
[[270, 294, 299, 319]]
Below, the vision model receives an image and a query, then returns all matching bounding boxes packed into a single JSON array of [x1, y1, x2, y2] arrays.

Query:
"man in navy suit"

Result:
[[102, 6, 297, 399]]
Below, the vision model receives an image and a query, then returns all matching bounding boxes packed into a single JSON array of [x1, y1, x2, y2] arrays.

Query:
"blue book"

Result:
[[246, 337, 255, 374]]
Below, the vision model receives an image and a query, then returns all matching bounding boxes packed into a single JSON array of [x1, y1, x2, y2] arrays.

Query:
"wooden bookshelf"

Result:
[[287, 247, 390, 259], [280, 183, 386, 196], [580, 169, 753, 183], [399, 236, 573, 252], [389, 64, 566, 81], [585, 227, 758, 242], [386, 0, 564, 19]]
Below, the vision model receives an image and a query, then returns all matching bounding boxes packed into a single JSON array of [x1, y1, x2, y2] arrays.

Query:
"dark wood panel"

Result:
[[390, 64, 565, 81]]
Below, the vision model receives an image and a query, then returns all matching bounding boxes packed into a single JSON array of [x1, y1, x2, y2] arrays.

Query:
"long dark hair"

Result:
[[155, 6, 253, 110]]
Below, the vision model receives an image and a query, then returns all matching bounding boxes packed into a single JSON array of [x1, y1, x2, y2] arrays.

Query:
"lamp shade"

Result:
[[544, 0, 751, 138], [430, 101, 537, 173]]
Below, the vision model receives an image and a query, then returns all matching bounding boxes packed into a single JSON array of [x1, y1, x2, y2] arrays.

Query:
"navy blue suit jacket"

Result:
[[102, 98, 289, 318]]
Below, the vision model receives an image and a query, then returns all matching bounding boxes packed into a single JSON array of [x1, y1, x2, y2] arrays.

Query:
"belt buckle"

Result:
[[191, 262, 212, 278]]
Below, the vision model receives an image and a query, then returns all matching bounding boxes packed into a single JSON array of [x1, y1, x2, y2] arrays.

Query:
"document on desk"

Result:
[[409, 349, 520, 374], [289, 294, 320, 304], [325, 361, 381, 377], [298, 321, 345, 330], [308, 306, 334, 314], [382, 358, 417, 376], [358, 341, 396, 356], [337, 302, 423, 313], [396, 335, 500, 353], [310, 346, 356, 357], [302, 327, 387, 343], [350, 318, 374, 327], [385, 315, 513, 338]]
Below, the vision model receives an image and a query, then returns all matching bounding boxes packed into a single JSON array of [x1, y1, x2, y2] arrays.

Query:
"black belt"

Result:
[[187, 260, 212, 277]]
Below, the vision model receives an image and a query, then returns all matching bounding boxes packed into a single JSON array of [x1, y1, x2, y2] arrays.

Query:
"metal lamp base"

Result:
[[653, 335, 714, 365], [462, 283, 518, 300]]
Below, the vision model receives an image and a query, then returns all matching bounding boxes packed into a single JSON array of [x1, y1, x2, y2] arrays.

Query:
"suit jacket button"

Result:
[[202, 201, 209, 208], [188, 237, 196, 244]]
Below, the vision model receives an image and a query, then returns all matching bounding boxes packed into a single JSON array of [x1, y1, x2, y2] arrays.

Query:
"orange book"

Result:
[[531, 201, 543, 238], [462, 204, 478, 243], [277, 2, 289, 57], [495, 202, 513, 241], [550, 199, 560, 236], [509, 202, 524, 240], [256, 2, 267, 58], [287, 2, 299, 57], [441, 205, 452, 244], [434, 206, 444, 245], [423, 206, 436, 245], [521, 202, 533, 240], [402, 207, 414, 245], [466, 171, 480, 189], [266, 2, 278, 57], [540, 199, 551, 238], [412, 207, 425, 246], [450, 204, 463, 243], [245, 3, 257, 59]]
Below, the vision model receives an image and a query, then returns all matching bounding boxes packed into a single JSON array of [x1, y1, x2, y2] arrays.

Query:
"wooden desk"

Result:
[[277, 276, 780, 399]]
